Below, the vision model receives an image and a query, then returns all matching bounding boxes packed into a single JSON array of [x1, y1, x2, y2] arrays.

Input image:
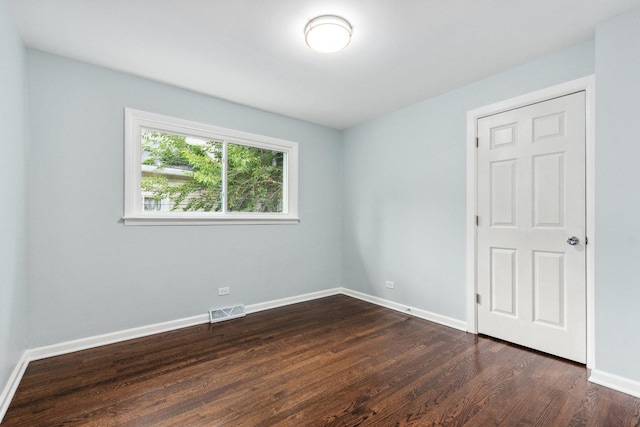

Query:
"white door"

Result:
[[476, 92, 586, 363]]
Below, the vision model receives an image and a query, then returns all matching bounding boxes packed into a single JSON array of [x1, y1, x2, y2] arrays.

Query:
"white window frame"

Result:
[[124, 108, 299, 225]]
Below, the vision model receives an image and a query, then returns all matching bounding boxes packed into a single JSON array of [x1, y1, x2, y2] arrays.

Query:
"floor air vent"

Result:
[[209, 305, 246, 323]]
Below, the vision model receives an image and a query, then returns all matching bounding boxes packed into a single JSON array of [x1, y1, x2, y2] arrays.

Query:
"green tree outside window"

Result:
[[141, 130, 284, 213]]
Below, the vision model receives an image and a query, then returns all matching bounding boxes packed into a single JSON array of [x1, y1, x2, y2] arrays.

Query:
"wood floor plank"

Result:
[[3, 295, 639, 426]]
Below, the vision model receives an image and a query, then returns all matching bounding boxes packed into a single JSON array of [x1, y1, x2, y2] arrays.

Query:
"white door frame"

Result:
[[466, 75, 596, 368]]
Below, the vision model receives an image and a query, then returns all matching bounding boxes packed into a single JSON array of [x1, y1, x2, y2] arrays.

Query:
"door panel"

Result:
[[532, 250, 564, 326], [477, 92, 586, 363], [533, 152, 564, 227], [490, 159, 517, 226], [490, 248, 517, 316]]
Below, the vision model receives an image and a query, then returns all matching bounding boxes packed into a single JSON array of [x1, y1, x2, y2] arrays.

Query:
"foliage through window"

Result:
[[124, 109, 298, 225]]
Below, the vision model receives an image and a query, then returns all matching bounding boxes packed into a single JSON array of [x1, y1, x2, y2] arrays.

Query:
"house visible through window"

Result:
[[124, 109, 299, 225], [143, 197, 166, 211]]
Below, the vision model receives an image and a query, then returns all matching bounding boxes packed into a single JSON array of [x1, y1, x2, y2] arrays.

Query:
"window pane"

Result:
[[141, 130, 223, 212], [227, 143, 284, 213]]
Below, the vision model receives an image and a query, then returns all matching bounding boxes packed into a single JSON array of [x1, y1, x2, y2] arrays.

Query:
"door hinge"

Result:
[[476, 215, 479, 226], [476, 137, 479, 148], [585, 236, 589, 245], [476, 293, 481, 304]]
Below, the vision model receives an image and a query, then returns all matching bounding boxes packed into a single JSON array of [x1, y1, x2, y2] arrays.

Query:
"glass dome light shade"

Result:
[[305, 15, 352, 53]]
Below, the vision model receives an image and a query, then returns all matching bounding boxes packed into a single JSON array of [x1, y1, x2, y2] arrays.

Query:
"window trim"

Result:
[[124, 108, 299, 225]]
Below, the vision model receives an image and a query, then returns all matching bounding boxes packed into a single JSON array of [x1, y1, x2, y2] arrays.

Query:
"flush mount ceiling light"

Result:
[[305, 15, 352, 53]]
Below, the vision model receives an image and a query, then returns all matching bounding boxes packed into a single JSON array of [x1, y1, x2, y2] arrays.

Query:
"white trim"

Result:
[[584, 79, 596, 368], [0, 351, 29, 422], [123, 216, 300, 226], [123, 108, 299, 226], [0, 286, 468, 422], [27, 314, 210, 361], [589, 369, 640, 398], [341, 288, 468, 331], [9, 284, 640, 422], [12, 286, 468, 367], [25, 289, 343, 362], [246, 288, 342, 314], [465, 75, 596, 367]]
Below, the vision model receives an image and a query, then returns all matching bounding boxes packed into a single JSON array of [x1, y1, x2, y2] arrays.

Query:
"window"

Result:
[[124, 108, 299, 225]]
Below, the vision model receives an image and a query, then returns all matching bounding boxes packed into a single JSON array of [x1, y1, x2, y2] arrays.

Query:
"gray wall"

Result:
[[594, 8, 640, 382], [342, 40, 595, 321], [27, 51, 343, 347], [0, 0, 28, 394]]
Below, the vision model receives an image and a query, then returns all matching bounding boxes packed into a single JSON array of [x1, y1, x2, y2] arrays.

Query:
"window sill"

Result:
[[122, 215, 300, 226]]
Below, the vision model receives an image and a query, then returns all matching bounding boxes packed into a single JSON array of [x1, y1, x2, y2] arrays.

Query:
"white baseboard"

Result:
[[340, 288, 468, 332], [246, 288, 342, 314], [0, 350, 29, 422], [27, 288, 343, 363], [247, 287, 468, 332], [27, 313, 210, 362], [0, 286, 465, 421], [589, 369, 640, 398], [9, 288, 640, 423], [26, 287, 461, 364], [0, 288, 345, 423]]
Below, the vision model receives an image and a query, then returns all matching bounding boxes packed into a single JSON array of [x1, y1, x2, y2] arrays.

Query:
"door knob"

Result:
[[567, 236, 579, 246]]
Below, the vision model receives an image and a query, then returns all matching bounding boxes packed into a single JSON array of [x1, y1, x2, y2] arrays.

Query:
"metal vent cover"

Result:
[[209, 305, 246, 323]]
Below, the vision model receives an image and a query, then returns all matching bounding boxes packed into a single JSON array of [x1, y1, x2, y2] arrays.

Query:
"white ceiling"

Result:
[[7, 0, 640, 129]]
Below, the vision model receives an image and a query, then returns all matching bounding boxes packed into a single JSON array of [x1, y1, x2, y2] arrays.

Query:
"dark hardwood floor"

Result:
[[3, 295, 640, 426]]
